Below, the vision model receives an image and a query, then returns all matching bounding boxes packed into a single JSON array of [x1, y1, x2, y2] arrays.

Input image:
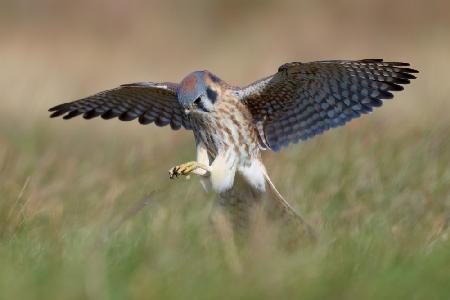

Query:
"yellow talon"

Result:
[[169, 161, 205, 179]]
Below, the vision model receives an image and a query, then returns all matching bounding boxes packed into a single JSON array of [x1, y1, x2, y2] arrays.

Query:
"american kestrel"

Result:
[[49, 59, 418, 232]]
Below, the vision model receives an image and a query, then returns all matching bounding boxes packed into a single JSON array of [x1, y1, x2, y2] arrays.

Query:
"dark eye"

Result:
[[193, 97, 207, 112]]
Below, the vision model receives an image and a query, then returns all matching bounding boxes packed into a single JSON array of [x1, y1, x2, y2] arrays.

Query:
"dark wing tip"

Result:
[[401, 68, 419, 74], [386, 62, 419, 75], [62, 110, 83, 120], [83, 110, 102, 120], [357, 59, 419, 73], [49, 103, 72, 118], [48, 102, 68, 112], [118, 111, 139, 121], [49, 110, 67, 118]]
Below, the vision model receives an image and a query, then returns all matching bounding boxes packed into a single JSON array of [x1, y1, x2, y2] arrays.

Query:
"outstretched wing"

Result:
[[236, 59, 418, 151], [49, 82, 191, 130]]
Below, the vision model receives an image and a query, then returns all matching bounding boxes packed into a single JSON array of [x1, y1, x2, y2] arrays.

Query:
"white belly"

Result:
[[199, 147, 266, 194]]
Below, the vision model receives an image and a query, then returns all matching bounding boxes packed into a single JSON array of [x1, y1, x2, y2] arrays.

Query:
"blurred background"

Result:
[[0, 0, 449, 299], [2, 0, 449, 120]]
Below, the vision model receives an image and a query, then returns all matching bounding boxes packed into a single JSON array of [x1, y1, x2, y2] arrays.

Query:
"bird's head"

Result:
[[177, 70, 222, 114]]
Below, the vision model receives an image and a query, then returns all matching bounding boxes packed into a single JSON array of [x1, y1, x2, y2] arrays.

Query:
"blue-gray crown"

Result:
[[177, 71, 208, 108]]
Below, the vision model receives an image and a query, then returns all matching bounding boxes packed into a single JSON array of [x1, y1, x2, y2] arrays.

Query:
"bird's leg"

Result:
[[169, 161, 211, 179]]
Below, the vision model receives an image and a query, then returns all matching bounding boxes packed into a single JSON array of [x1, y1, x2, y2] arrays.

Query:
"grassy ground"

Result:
[[1, 1, 450, 299], [0, 95, 449, 299]]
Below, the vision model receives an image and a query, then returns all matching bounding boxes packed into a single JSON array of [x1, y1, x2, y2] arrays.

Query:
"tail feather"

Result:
[[263, 173, 316, 238], [263, 173, 299, 217]]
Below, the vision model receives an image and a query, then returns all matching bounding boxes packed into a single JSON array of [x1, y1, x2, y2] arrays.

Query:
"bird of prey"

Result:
[[49, 59, 418, 232]]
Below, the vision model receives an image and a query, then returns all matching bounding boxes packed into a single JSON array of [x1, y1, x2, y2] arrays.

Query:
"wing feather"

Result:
[[237, 59, 418, 151], [49, 82, 191, 130]]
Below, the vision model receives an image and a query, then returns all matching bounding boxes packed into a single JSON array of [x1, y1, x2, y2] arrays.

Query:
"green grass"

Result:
[[0, 112, 449, 300]]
